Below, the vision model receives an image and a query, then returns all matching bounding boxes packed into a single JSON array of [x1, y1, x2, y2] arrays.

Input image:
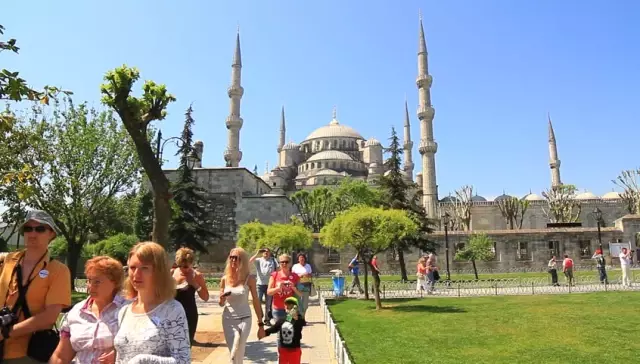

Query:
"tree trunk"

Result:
[[363, 262, 369, 300], [371, 265, 382, 310], [397, 247, 408, 282], [471, 259, 479, 280], [152, 191, 172, 249], [67, 240, 82, 291]]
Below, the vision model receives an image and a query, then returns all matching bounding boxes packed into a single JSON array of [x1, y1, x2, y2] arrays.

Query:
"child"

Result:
[[258, 296, 306, 364]]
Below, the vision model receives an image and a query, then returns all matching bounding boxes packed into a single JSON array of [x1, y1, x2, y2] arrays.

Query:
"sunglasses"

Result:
[[22, 226, 50, 234], [229, 255, 239, 261], [279, 261, 290, 264]]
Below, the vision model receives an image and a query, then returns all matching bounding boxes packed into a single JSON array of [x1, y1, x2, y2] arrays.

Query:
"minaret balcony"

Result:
[[223, 149, 242, 162], [549, 160, 561, 169], [225, 115, 244, 129], [417, 105, 435, 121], [418, 140, 438, 154], [227, 85, 244, 98], [416, 75, 433, 88], [403, 141, 414, 149]]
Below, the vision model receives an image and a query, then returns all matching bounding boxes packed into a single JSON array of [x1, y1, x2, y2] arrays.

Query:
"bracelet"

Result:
[[196, 285, 203, 292], [257, 322, 264, 327]]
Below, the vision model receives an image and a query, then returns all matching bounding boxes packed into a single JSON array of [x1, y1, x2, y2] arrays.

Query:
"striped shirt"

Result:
[[60, 295, 128, 363]]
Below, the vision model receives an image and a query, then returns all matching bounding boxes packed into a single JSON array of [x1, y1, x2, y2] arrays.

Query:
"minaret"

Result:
[[416, 12, 439, 218], [403, 99, 414, 181], [223, 28, 244, 167], [278, 106, 286, 152], [548, 113, 562, 189]]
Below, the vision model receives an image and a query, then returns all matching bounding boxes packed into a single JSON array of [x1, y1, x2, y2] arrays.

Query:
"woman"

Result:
[[219, 247, 264, 364], [113, 242, 191, 364], [50, 256, 127, 364], [426, 255, 438, 294], [267, 254, 302, 321], [291, 253, 312, 317], [171, 247, 209, 345], [416, 257, 428, 291]]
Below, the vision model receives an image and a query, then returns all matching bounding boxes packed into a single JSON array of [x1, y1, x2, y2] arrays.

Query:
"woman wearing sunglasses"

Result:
[[219, 248, 264, 364], [267, 254, 302, 322]]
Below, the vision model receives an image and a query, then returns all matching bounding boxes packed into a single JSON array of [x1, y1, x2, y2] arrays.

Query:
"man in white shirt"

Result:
[[619, 248, 633, 286]]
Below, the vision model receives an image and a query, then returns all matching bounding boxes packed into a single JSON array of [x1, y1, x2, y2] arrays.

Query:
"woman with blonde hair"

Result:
[[171, 247, 209, 345], [113, 242, 190, 364], [416, 257, 428, 291], [219, 247, 264, 364], [267, 253, 302, 321], [50, 256, 127, 364]]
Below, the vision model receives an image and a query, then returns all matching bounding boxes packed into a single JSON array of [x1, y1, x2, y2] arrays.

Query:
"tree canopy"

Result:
[[237, 221, 313, 254], [454, 233, 495, 280]]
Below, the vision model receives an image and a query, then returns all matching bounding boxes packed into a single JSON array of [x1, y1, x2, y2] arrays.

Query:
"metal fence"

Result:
[[320, 294, 353, 364]]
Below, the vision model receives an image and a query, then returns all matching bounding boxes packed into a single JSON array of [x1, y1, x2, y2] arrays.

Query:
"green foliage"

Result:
[[169, 106, 216, 253], [332, 178, 382, 211], [237, 221, 313, 253], [134, 191, 153, 241], [49, 237, 92, 260], [377, 127, 410, 209], [496, 196, 530, 229], [455, 233, 494, 262], [88, 234, 138, 264], [101, 65, 176, 248]]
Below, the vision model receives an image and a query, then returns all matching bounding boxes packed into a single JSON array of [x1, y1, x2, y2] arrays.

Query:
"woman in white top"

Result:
[[291, 253, 313, 317], [219, 247, 264, 364], [113, 242, 191, 364]]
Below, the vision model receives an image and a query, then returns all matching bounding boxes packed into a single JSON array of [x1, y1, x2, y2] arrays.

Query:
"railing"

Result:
[[320, 292, 353, 364]]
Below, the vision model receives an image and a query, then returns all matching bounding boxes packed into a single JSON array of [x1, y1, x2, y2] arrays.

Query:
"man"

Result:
[[548, 256, 560, 286], [250, 248, 277, 325], [562, 254, 574, 286], [0, 210, 71, 363], [619, 247, 632, 287], [370, 255, 380, 294], [348, 254, 364, 295], [591, 248, 608, 284]]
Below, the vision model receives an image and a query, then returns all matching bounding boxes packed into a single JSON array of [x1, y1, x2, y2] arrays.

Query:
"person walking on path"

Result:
[[291, 254, 312, 317], [416, 257, 428, 291], [258, 296, 306, 364], [562, 254, 574, 286], [591, 248, 609, 284], [219, 247, 265, 364], [268, 254, 302, 322], [348, 254, 364, 294], [171, 247, 209, 345], [619, 248, 633, 286], [250, 248, 277, 326], [548, 256, 560, 286]]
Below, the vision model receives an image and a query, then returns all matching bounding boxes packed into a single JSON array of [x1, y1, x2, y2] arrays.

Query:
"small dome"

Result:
[[282, 141, 299, 150], [523, 193, 544, 201], [575, 191, 600, 200], [365, 138, 381, 147], [383, 170, 408, 177], [314, 169, 341, 177], [494, 194, 514, 202], [307, 150, 353, 162], [471, 195, 487, 202], [440, 196, 459, 203], [602, 191, 622, 199]]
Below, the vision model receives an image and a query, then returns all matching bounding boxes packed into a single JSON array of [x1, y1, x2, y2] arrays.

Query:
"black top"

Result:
[[265, 315, 306, 348]]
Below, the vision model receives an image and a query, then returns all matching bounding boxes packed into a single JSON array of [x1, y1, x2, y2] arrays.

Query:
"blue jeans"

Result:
[[257, 284, 272, 321], [272, 309, 287, 321], [296, 283, 311, 317]]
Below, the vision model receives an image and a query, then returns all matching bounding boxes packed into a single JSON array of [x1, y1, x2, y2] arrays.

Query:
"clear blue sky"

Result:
[[3, 0, 639, 199]]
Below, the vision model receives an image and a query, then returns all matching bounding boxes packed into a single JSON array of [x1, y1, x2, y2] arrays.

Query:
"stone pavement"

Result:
[[192, 293, 335, 364]]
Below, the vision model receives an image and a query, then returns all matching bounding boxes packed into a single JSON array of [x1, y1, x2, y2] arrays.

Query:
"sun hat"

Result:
[[22, 210, 61, 235]]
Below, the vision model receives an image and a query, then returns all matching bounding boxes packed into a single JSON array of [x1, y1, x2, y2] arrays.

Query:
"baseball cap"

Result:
[[22, 210, 61, 235], [284, 297, 298, 306]]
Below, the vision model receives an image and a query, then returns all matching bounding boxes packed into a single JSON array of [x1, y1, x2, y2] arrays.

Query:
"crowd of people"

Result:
[[0, 210, 309, 364]]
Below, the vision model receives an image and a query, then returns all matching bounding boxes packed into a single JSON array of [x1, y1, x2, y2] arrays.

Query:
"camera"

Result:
[[0, 307, 17, 329]]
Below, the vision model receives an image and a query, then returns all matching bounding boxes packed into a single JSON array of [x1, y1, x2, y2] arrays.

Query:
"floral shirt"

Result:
[[60, 295, 128, 364], [114, 299, 191, 364]]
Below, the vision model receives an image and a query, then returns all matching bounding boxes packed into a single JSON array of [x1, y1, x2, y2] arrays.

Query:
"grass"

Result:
[[328, 292, 640, 364]]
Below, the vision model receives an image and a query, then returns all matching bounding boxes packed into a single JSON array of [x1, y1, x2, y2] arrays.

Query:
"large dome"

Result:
[[307, 150, 353, 162], [304, 114, 363, 141]]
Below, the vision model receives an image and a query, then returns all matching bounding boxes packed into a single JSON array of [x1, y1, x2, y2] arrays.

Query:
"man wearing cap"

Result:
[[250, 248, 277, 326], [0, 210, 71, 363]]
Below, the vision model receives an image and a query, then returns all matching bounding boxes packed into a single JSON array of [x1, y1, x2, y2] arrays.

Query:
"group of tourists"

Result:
[[416, 253, 439, 293], [547, 248, 634, 286], [0, 209, 309, 364]]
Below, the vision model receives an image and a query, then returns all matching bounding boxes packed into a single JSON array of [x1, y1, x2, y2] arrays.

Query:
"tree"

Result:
[[542, 184, 581, 223], [613, 169, 640, 214], [454, 233, 494, 280], [169, 106, 217, 253], [290, 187, 337, 233], [451, 185, 474, 231], [134, 191, 154, 241], [320, 206, 417, 309], [15, 99, 140, 288], [101, 66, 176, 248], [237, 221, 313, 255], [87, 234, 138, 265], [496, 196, 530, 229], [332, 178, 381, 211]]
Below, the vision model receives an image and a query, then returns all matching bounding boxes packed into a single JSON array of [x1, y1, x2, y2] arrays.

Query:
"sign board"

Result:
[[608, 242, 632, 257]]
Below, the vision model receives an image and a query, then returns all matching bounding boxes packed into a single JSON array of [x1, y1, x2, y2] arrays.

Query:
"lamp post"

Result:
[[155, 130, 187, 166], [593, 207, 603, 253], [442, 212, 451, 281]]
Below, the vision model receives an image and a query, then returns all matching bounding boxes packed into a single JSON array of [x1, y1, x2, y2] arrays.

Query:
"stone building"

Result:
[[163, 15, 638, 273]]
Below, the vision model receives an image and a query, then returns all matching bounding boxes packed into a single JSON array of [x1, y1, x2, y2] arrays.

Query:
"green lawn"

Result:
[[328, 292, 640, 364]]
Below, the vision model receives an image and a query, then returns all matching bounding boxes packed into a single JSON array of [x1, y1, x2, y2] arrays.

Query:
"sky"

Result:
[[3, 0, 639, 200]]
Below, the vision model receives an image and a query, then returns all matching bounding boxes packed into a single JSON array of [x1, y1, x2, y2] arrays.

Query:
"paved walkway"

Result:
[[192, 293, 335, 364]]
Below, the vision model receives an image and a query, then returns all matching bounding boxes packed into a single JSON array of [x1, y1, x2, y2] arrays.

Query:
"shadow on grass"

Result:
[[384, 305, 466, 313], [328, 297, 466, 314]]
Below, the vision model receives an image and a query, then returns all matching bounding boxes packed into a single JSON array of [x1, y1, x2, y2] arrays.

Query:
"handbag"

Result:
[[15, 261, 60, 362], [433, 270, 441, 281]]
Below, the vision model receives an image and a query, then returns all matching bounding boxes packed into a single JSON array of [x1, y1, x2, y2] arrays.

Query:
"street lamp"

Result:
[[155, 130, 186, 165], [593, 207, 603, 252], [442, 212, 451, 281]]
